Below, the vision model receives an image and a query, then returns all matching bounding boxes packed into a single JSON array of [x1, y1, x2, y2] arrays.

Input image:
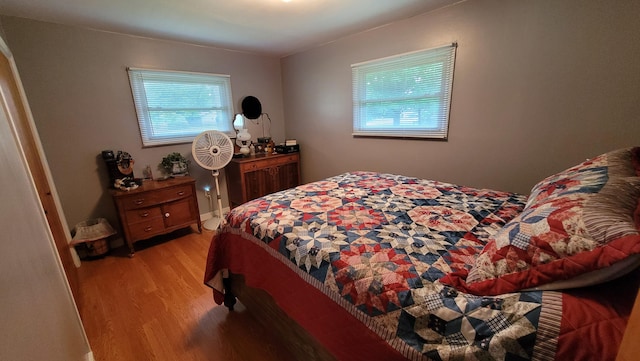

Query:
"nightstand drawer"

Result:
[[125, 207, 162, 223]]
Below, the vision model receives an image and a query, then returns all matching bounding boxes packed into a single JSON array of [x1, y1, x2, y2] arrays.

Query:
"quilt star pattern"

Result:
[[226, 171, 559, 360]]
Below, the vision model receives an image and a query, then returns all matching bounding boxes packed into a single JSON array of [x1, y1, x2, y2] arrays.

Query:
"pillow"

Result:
[[522, 254, 640, 291], [525, 147, 640, 208], [440, 149, 640, 296]]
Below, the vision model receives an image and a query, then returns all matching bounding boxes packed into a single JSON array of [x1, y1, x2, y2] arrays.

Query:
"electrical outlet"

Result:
[[204, 189, 211, 198]]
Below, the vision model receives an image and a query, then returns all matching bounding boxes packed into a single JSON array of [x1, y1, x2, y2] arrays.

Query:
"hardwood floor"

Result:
[[77, 226, 296, 361]]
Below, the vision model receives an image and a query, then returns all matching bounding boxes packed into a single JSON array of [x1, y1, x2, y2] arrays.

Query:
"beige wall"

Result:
[[281, 0, 640, 194], [0, 16, 285, 233]]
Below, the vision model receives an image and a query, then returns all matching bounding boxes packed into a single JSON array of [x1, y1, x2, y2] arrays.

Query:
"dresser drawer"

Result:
[[239, 155, 298, 172], [156, 184, 193, 202], [125, 207, 162, 223], [119, 193, 163, 210], [128, 217, 166, 240]]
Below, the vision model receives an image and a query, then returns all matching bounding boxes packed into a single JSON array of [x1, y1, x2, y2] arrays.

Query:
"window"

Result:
[[352, 43, 457, 139], [127, 68, 235, 147]]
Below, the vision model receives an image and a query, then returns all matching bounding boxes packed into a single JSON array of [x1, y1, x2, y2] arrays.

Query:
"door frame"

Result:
[[0, 34, 81, 300]]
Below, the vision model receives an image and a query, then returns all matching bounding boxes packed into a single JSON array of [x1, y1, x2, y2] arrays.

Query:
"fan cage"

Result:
[[192, 131, 234, 170]]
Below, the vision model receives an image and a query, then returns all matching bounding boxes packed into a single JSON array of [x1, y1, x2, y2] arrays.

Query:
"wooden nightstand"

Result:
[[110, 176, 201, 256], [225, 153, 300, 208]]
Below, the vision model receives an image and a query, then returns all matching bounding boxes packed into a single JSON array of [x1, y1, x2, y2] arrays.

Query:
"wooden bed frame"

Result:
[[225, 274, 640, 361], [616, 288, 640, 361], [228, 273, 335, 361]]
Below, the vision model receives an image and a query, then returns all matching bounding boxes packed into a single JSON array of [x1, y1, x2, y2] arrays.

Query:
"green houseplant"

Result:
[[160, 152, 189, 176]]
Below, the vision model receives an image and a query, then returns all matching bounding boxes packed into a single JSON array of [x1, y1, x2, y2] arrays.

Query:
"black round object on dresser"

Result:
[[241, 96, 262, 119]]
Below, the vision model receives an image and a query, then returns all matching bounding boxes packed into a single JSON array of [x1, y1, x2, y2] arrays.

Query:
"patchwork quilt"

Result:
[[204, 171, 635, 361]]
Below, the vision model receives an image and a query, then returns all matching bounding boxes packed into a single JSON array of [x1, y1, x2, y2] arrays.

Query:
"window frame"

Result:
[[127, 67, 235, 147], [351, 43, 457, 139]]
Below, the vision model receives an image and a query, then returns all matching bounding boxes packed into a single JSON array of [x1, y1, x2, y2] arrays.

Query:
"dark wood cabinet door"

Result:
[[245, 169, 269, 201], [163, 197, 197, 228], [277, 162, 300, 191], [226, 153, 300, 208]]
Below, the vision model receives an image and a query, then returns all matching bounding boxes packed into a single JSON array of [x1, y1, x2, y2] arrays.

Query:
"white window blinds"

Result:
[[352, 43, 457, 139], [127, 68, 235, 147]]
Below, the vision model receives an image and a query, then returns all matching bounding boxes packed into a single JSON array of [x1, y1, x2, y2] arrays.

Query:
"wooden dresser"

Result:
[[226, 153, 300, 208], [111, 176, 201, 256]]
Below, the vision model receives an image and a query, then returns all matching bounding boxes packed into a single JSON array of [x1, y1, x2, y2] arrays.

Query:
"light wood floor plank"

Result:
[[78, 226, 295, 361]]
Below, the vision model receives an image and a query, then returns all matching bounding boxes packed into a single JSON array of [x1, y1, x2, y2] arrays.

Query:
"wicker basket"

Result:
[[71, 218, 116, 258], [84, 238, 110, 257]]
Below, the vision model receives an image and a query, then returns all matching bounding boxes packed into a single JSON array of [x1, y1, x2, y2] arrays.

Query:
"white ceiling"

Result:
[[0, 0, 460, 57]]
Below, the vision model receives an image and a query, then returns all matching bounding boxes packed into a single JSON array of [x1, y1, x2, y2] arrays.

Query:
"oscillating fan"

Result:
[[191, 130, 234, 230]]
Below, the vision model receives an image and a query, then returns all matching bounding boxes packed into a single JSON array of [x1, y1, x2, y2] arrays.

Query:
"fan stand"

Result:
[[192, 130, 234, 231], [203, 169, 225, 231]]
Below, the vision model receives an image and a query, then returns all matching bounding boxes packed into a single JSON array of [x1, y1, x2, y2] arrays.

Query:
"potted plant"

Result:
[[160, 152, 189, 176]]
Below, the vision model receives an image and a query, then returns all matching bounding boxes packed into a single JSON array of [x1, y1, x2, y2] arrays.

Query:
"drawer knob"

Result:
[[144, 226, 153, 232], [165, 212, 170, 218], [134, 199, 145, 205], [177, 191, 185, 196], [140, 212, 149, 217]]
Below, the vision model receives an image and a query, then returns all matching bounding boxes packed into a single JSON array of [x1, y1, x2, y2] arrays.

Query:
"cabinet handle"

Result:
[[140, 212, 149, 217], [177, 191, 185, 196], [165, 212, 170, 218], [134, 199, 145, 205], [144, 226, 153, 232]]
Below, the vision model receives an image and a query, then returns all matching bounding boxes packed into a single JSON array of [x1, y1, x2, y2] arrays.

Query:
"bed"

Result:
[[204, 147, 640, 361]]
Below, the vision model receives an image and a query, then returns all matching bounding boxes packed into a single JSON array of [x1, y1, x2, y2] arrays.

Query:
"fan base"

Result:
[[203, 217, 222, 231]]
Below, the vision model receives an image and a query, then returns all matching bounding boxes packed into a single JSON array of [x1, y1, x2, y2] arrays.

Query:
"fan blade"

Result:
[[195, 148, 213, 162], [192, 130, 233, 170], [201, 133, 213, 148]]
